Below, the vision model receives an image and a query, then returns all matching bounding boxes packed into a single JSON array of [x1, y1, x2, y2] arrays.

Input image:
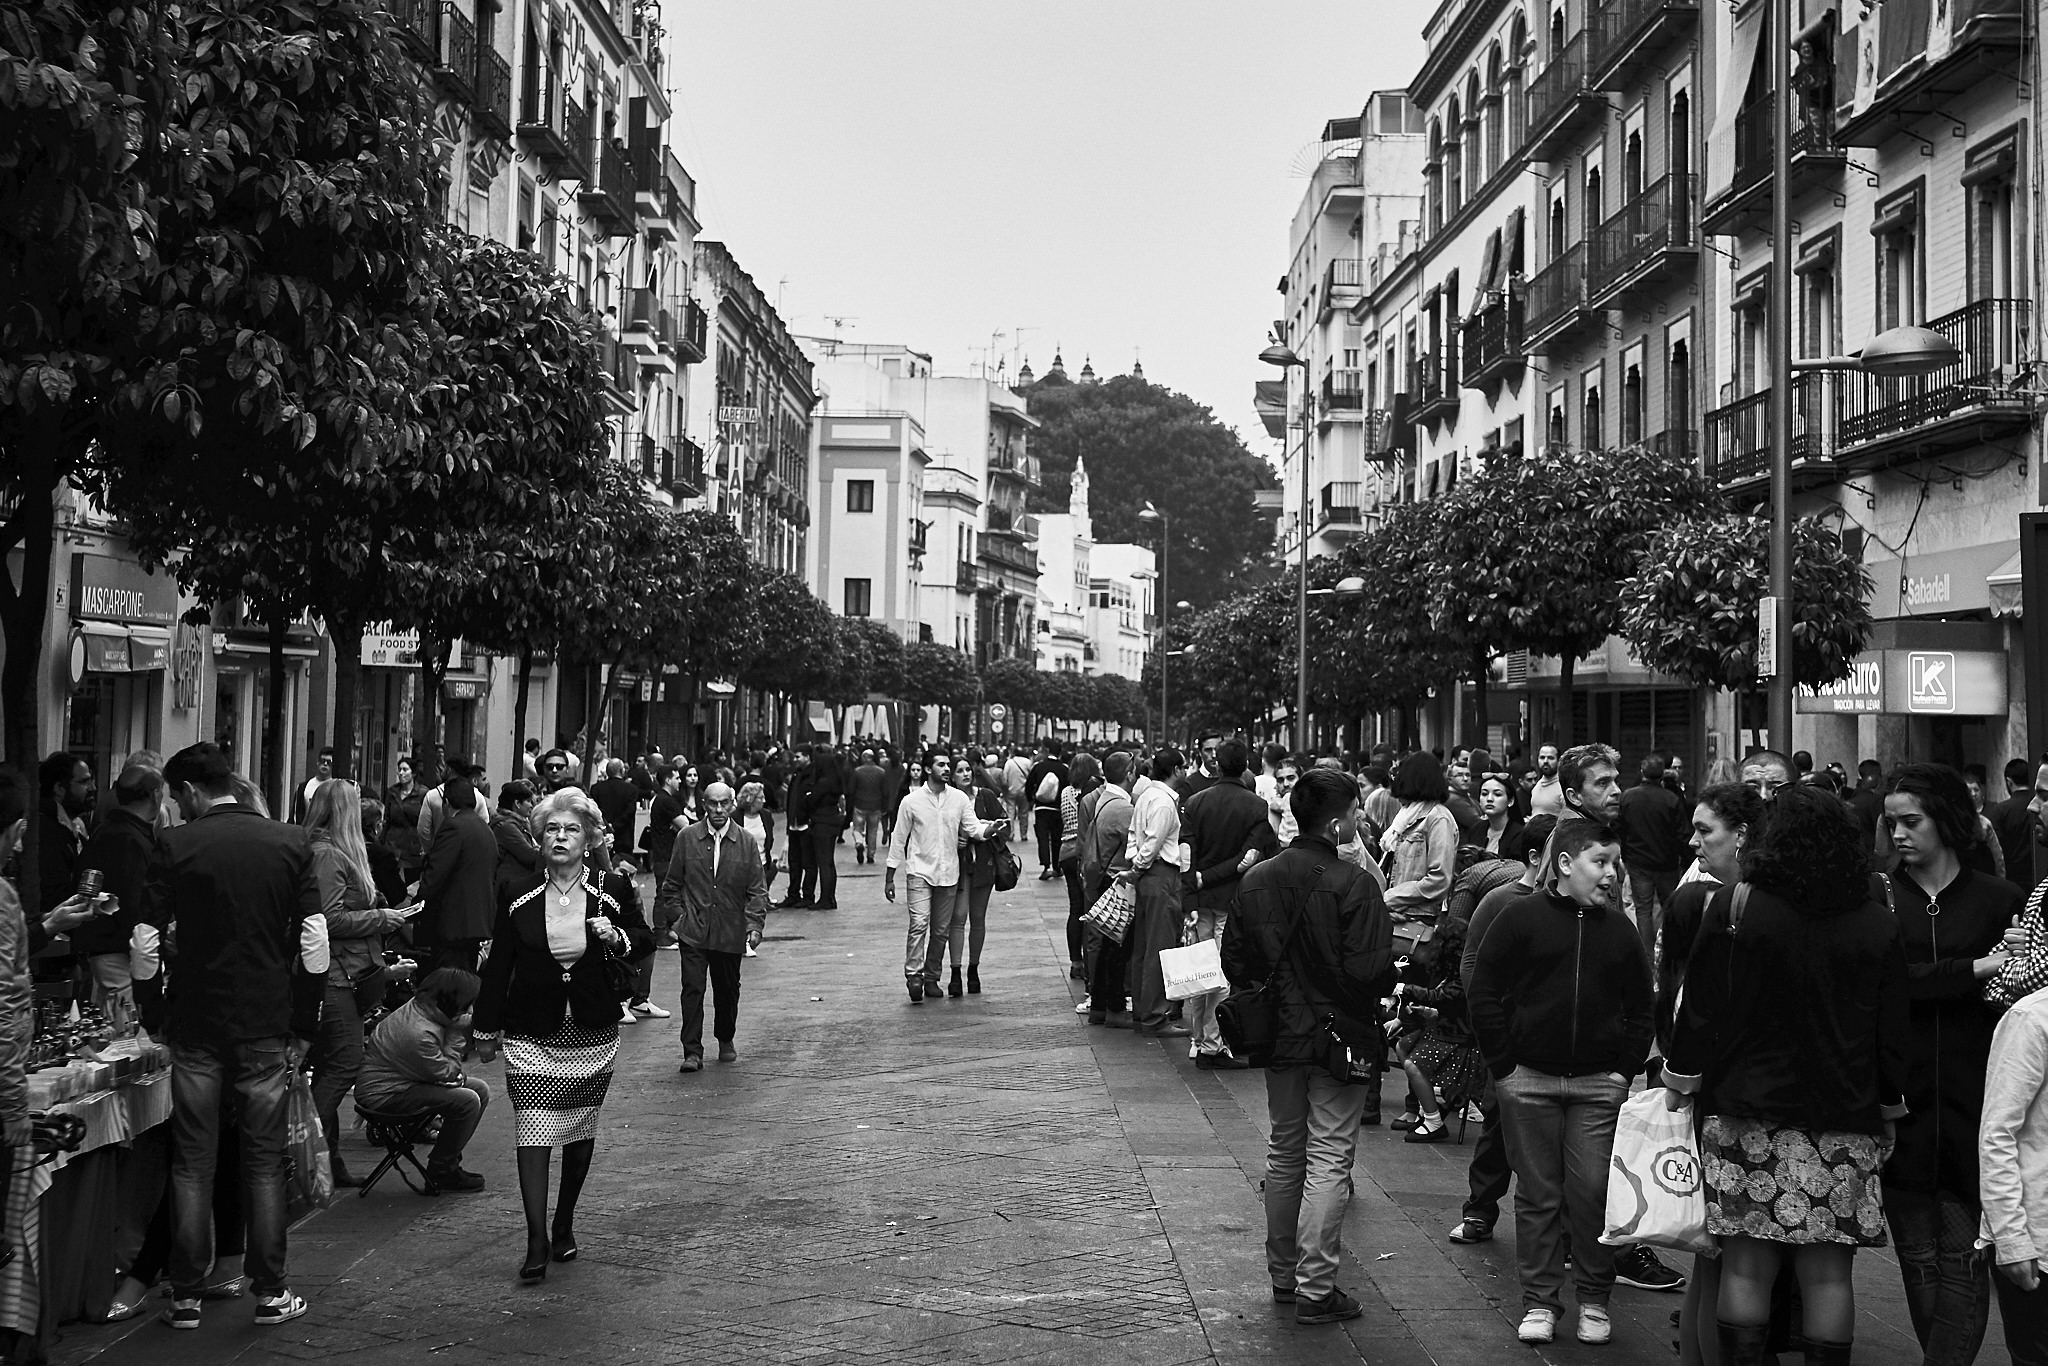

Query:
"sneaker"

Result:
[[1615, 1244, 1687, 1292], [253, 1290, 309, 1326], [1295, 1287, 1364, 1325], [1447, 1217, 1494, 1244], [1577, 1304, 1612, 1345], [1194, 1051, 1250, 1070], [162, 1298, 202, 1330], [618, 1004, 638, 1024], [907, 980, 925, 1003], [426, 1165, 486, 1192], [1517, 1307, 1558, 1344], [1074, 999, 1094, 1014], [632, 1001, 672, 1019]]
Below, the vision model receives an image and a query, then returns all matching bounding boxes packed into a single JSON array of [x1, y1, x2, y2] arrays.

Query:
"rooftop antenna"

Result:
[[775, 276, 790, 313], [824, 315, 857, 338], [1010, 325, 1037, 375]]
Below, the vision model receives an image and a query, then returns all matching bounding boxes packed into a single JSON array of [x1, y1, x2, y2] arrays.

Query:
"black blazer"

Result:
[[419, 810, 498, 942], [474, 872, 654, 1038]]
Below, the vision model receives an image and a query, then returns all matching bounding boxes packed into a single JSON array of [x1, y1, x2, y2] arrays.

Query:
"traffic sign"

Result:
[[1756, 596, 1778, 678], [992, 720, 1005, 733], [987, 703, 1008, 720]]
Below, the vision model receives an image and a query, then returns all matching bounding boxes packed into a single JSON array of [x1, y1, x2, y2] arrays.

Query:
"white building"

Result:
[[1032, 459, 1152, 685]]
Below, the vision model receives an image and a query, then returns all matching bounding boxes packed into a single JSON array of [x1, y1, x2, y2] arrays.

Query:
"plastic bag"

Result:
[[284, 1064, 334, 1223], [1600, 1088, 1712, 1255], [1160, 938, 1227, 1001]]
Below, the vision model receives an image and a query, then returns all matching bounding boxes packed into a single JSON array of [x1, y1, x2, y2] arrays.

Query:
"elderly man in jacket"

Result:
[[1221, 767, 1393, 1326], [1181, 739, 1277, 1068], [655, 781, 768, 1072]]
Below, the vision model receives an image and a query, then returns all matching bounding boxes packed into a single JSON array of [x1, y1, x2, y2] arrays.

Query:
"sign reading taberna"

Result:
[[72, 554, 177, 626], [1797, 649, 2007, 716]]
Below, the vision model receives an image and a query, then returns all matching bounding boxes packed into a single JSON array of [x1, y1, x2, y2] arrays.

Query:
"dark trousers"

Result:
[[166, 1037, 291, 1298], [784, 826, 812, 903], [807, 820, 842, 905], [677, 941, 742, 1056], [1885, 1184, 1992, 1366], [1125, 865, 1183, 1029], [1060, 856, 1085, 964], [1462, 1091, 1512, 1227], [434, 939, 483, 973], [1995, 1258, 2048, 1366], [1087, 877, 1130, 1013], [1033, 807, 1059, 869]]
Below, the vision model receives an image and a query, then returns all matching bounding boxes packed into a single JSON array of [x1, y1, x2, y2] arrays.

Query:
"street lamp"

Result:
[[1138, 502, 1169, 743], [1260, 343, 1313, 749]]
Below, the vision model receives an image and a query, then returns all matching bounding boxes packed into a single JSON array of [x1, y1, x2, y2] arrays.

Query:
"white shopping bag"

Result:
[[1160, 938, 1227, 1001], [1600, 1088, 1713, 1255]]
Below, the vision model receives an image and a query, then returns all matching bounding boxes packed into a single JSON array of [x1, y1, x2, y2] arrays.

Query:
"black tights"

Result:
[[516, 1140, 595, 1257]]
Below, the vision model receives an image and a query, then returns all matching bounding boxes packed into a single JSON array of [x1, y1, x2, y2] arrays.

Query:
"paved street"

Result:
[[53, 843, 2008, 1366]]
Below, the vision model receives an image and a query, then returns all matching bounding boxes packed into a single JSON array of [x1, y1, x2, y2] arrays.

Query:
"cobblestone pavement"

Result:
[[55, 842, 2009, 1366]]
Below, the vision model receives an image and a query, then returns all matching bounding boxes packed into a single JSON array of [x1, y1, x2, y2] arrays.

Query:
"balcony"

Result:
[[989, 449, 1041, 487], [621, 289, 676, 370], [578, 138, 636, 237], [1703, 373, 1841, 499], [1318, 481, 1363, 531], [1700, 96, 1845, 235], [1460, 296, 1525, 390], [665, 439, 704, 499], [679, 298, 709, 364], [516, 76, 582, 178], [1835, 0, 2025, 147], [1524, 243, 1599, 348], [1321, 258, 1364, 319], [1834, 299, 2033, 467], [1320, 368, 1364, 414], [955, 561, 979, 592], [473, 45, 512, 139], [390, 0, 438, 61], [1588, 174, 1696, 307], [629, 144, 671, 236], [1523, 33, 1604, 161], [1411, 349, 1460, 425], [979, 533, 1038, 577], [596, 333, 635, 416], [1589, 0, 1698, 90], [1366, 394, 1414, 459], [432, 6, 476, 105]]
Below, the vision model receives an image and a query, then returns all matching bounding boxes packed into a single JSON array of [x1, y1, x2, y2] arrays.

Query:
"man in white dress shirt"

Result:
[[885, 749, 999, 1004], [1121, 747, 1191, 1038]]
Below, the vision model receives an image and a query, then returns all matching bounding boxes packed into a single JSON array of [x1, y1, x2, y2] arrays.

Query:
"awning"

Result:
[[127, 625, 170, 671], [77, 620, 130, 673], [1704, 6, 1766, 210], [1989, 549, 2023, 619]]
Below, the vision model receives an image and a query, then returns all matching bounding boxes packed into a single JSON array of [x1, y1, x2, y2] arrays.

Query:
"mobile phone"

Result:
[[398, 902, 426, 918]]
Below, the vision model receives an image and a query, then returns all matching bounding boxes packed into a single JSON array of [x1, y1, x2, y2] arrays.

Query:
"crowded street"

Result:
[[42, 847, 2010, 1366]]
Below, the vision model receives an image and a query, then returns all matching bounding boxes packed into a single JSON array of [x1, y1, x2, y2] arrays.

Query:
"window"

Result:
[[1965, 132, 2019, 303], [1666, 335, 1693, 446], [1583, 382, 1603, 449], [1620, 361, 1644, 447], [1427, 119, 1445, 231], [1796, 235, 1839, 358], [846, 479, 875, 513], [843, 579, 871, 618], [1871, 184, 1922, 331], [1731, 273, 1767, 396], [1445, 97, 1464, 216]]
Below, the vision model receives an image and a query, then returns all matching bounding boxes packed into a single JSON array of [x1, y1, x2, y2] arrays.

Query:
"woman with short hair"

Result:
[[473, 788, 652, 1284]]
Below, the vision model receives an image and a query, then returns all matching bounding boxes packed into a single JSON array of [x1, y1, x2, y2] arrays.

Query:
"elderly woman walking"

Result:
[[474, 788, 652, 1284]]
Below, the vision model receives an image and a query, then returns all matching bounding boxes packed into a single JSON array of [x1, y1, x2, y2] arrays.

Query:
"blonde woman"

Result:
[[473, 788, 652, 1283], [303, 780, 408, 1188]]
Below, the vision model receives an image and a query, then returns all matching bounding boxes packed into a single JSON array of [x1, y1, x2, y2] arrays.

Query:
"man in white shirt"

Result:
[[1121, 747, 1191, 1037], [1527, 745, 1565, 817], [885, 750, 998, 1004]]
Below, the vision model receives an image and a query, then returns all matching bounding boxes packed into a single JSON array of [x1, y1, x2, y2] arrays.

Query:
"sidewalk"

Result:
[[53, 847, 2009, 1366]]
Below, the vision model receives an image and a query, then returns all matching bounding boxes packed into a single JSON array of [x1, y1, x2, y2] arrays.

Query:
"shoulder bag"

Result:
[[1218, 861, 1352, 1062]]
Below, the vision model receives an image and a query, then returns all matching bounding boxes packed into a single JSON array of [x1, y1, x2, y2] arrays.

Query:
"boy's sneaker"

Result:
[[1517, 1307, 1558, 1344], [1447, 1217, 1493, 1244], [253, 1290, 309, 1326], [162, 1298, 202, 1330], [1294, 1287, 1364, 1325], [1614, 1245, 1687, 1291], [1577, 1305, 1612, 1344]]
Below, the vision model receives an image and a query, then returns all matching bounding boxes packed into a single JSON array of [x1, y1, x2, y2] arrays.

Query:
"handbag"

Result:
[[991, 839, 1022, 892], [598, 935, 636, 1002], [1079, 880, 1136, 943], [1600, 1087, 1713, 1255], [1217, 861, 1351, 1061], [284, 1065, 334, 1222], [1160, 937, 1227, 1001]]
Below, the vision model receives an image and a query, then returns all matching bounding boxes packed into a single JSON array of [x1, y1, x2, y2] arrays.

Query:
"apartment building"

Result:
[[1705, 0, 2037, 771]]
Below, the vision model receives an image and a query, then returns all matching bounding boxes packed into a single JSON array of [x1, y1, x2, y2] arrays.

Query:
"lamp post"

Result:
[[1259, 343, 1313, 749], [1138, 502, 1169, 744]]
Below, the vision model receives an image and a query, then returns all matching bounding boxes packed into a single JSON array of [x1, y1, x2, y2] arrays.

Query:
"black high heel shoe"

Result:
[[551, 1224, 578, 1262], [519, 1235, 550, 1284]]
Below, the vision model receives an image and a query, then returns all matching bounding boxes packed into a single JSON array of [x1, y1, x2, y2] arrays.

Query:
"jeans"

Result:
[[1187, 905, 1230, 1054], [1060, 856, 1086, 964], [678, 942, 743, 1054], [1033, 807, 1059, 869], [360, 1079, 491, 1169], [924, 882, 972, 980], [1495, 1067, 1629, 1311], [1884, 1185, 1992, 1366], [1126, 865, 1184, 1029], [784, 826, 811, 902], [855, 809, 883, 860], [1263, 1062, 1370, 1300], [1461, 1092, 1512, 1227], [1010, 794, 1032, 843], [1994, 1261, 2048, 1366], [166, 1037, 293, 1298], [902, 877, 960, 983], [307, 980, 376, 1158], [1626, 865, 1682, 962], [807, 820, 842, 905]]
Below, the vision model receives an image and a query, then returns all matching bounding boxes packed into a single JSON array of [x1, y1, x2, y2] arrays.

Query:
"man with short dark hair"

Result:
[[75, 764, 163, 1006], [146, 743, 329, 1330], [37, 750, 95, 919], [1991, 757, 2040, 889], [1027, 739, 1068, 879], [1527, 744, 1564, 817], [885, 750, 998, 1002], [535, 748, 575, 793], [1181, 740, 1277, 1068], [1616, 753, 1689, 959], [290, 747, 334, 825], [1740, 749, 1797, 803], [1222, 766, 1392, 1325]]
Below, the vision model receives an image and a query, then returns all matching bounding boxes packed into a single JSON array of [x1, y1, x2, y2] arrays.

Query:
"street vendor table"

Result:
[[0, 1041, 172, 1352]]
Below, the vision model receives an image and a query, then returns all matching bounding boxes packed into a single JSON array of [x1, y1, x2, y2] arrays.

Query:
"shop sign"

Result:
[[362, 625, 466, 668], [1797, 649, 2006, 716], [718, 405, 759, 427], [443, 679, 485, 700], [172, 622, 204, 709], [130, 633, 169, 672], [72, 554, 177, 626]]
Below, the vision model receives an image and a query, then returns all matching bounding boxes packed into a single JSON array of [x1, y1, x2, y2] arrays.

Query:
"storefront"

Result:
[[63, 553, 177, 782], [354, 627, 490, 788], [1796, 620, 2013, 771], [207, 602, 323, 798]]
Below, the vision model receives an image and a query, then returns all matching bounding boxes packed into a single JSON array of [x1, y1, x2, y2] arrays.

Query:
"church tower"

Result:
[[1070, 456, 1091, 539]]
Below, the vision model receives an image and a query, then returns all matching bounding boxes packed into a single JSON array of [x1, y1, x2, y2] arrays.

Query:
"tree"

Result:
[[979, 656, 1043, 721], [1021, 371, 1277, 610], [847, 619, 905, 701], [1618, 514, 1873, 713], [898, 642, 975, 739], [817, 617, 874, 738], [739, 573, 838, 728], [1326, 504, 1464, 746], [1428, 443, 1718, 744], [1173, 582, 1295, 736]]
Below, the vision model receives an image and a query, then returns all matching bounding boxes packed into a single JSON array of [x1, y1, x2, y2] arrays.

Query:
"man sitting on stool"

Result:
[[355, 968, 491, 1192]]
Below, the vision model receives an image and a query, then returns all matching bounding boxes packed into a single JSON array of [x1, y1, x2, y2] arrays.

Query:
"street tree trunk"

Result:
[[413, 635, 451, 783], [0, 433, 63, 914], [263, 613, 287, 816], [512, 647, 534, 771], [1557, 653, 1579, 747], [582, 647, 629, 785], [329, 614, 365, 781], [1469, 649, 1491, 751]]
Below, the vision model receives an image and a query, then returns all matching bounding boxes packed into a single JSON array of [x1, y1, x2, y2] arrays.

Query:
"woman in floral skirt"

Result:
[[1664, 785, 1911, 1366]]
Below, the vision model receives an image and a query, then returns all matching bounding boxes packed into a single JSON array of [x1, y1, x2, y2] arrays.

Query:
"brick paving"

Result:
[[51, 843, 2011, 1366]]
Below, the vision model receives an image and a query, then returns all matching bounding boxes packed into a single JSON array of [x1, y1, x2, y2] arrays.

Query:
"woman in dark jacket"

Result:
[[1878, 764, 2022, 1366], [1665, 785, 1909, 1366], [382, 756, 427, 880], [473, 788, 653, 1285]]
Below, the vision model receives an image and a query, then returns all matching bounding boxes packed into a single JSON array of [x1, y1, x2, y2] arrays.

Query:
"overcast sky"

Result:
[[661, 1, 1425, 468]]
